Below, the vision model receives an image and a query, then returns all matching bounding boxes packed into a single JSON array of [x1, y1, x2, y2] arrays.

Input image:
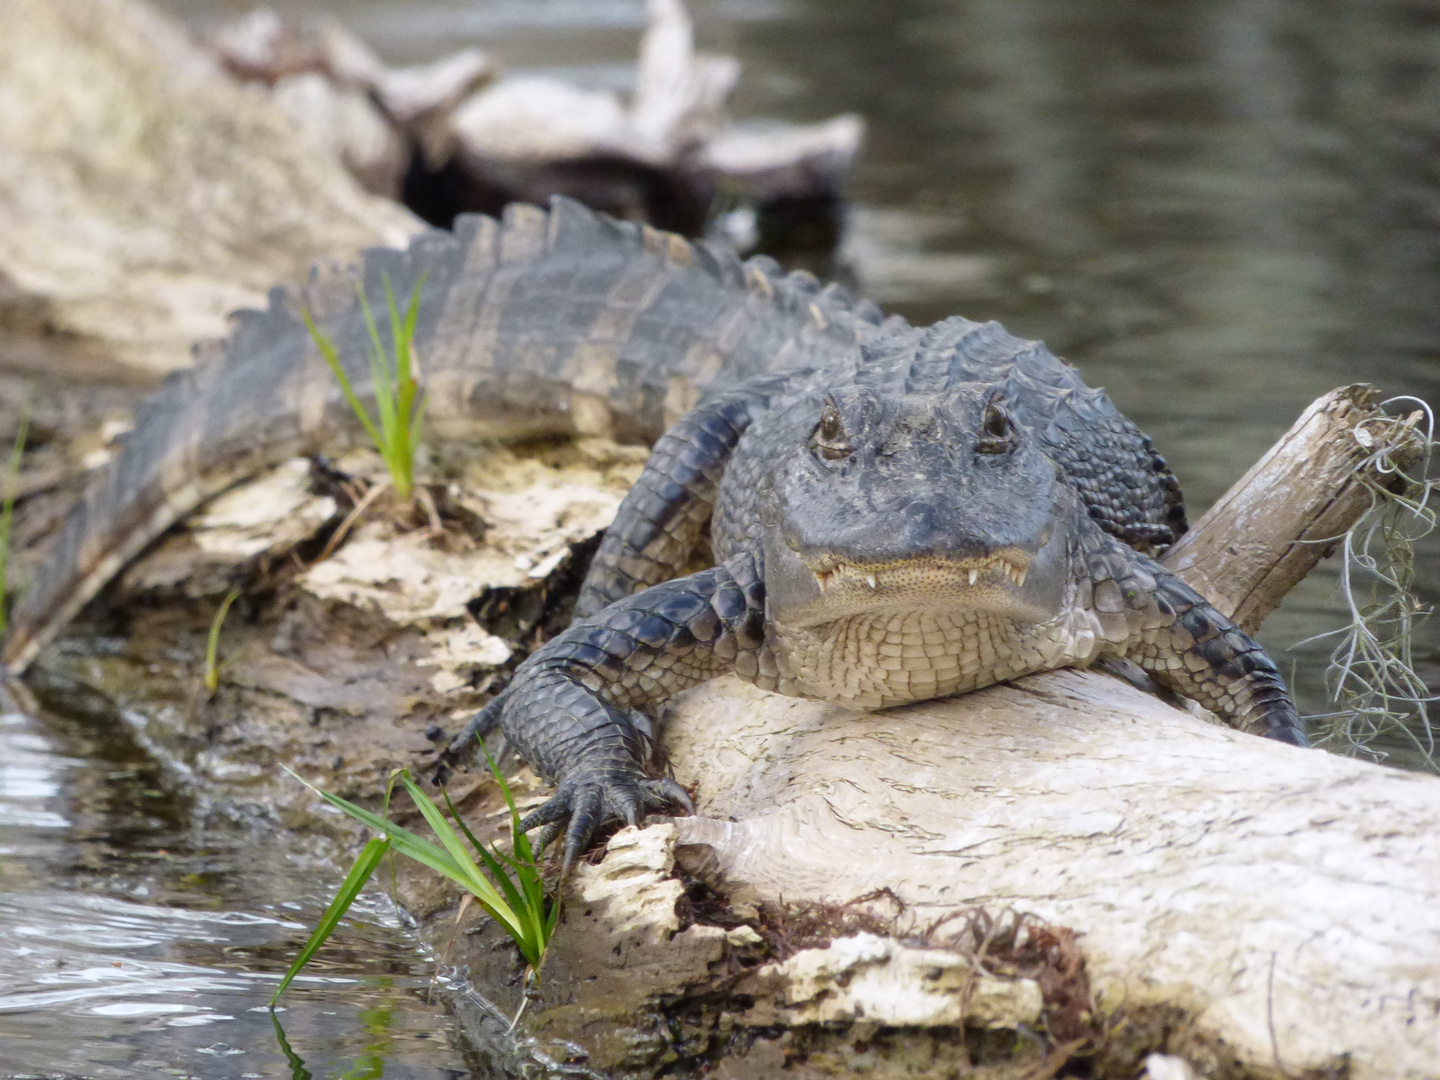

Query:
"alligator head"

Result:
[[758, 385, 1077, 631]]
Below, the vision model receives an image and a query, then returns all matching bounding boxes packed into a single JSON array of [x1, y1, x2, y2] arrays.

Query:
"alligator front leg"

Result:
[[1126, 572, 1306, 745], [574, 371, 800, 618], [451, 551, 769, 870], [1083, 538, 1306, 745]]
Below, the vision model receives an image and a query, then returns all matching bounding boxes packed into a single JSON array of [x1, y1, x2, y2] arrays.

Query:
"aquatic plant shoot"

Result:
[[202, 586, 241, 695], [271, 746, 558, 1007], [303, 273, 428, 501], [0, 407, 28, 638]]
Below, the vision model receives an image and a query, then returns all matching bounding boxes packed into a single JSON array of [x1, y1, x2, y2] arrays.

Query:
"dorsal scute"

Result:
[[1, 197, 890, 673]]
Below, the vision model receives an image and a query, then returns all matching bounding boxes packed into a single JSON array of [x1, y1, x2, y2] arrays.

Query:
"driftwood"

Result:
[[206, 0, 862, 236], [661, 385, 1438, 1079], [0, 0, 421, 379], [438, 0, 862, 235], [1166, 384, 1426, 634]]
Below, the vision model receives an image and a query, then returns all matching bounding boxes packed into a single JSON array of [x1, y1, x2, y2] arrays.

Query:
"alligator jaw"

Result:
[[762, 529, 1067, 631], [811, 552, 1032, 594]]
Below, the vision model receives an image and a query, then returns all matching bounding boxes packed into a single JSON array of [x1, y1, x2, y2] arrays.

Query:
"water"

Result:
[[9, 0, 1440, 1073], [0, 708, 470, 1078]]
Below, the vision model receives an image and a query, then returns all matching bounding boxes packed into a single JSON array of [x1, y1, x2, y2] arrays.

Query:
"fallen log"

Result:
[[655, 386, 1438, 1079], [0, 0, 421, 379], [17, 385, 1431, 1077], [1165, 384, 1425, 634]]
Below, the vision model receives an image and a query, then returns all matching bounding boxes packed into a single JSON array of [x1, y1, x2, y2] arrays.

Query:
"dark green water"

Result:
[[7, 0, 1440, 1075], [0, 705, 471, 1077]]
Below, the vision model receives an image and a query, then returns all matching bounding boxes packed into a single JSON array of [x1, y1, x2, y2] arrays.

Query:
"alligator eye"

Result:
[[977, 399, 1012, 454], [813, 400, 851, 460]]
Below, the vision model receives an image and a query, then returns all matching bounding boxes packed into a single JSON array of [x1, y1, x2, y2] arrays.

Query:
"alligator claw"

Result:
[[430, 697, 506, 786], [620, 797, 642, 829], [655, 777, 695, 816], [518, 768, 695, 875], [536, 819, 565, 853]]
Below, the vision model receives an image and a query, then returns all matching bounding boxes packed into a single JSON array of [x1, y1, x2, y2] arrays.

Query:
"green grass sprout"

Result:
[[303, 273, 428, 501], [203, 587, 242, 695], [0, 407, 29, 637], [271, 753, 557, 1009], [269, 834, 390, 1007]]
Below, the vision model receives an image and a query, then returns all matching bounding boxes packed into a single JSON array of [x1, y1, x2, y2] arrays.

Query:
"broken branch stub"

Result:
[[1163, 383, 1426, 633]]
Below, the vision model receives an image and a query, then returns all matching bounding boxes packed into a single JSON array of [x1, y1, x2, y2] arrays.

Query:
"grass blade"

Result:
[[270, 835, 389, 1007], [395, 275, 426, 456], [305, 275, 426, 505], [203, 587, 242, 694], [473, 842, 535, 956], [439, 783, 491, 861], [314, 789, 468, 883], [482, 742, 524, 825], [477, 740, 555, 954], [358, 286, 399, 471], [308, 779, 528, 941], [280, 768, 477, 902], [0, 406, 30, 637], [397, 774, 527, 940], [437, 777, 546, 964], [398, 773, 491, 884], [384, 275, 406, 395], [283, 767, 478, 888], [279, 749, 558, 992], [302, 309, 385, 453], [409, 396, 428, 468]]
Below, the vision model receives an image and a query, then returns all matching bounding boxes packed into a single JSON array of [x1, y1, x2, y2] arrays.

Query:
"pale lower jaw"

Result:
[[812, 557, 1030, 595], [774, 579, 1058, 629]]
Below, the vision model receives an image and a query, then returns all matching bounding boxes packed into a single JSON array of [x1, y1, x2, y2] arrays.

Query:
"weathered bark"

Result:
[[0, 0, 421, 379], [1165, 384, 1426, 633], [662, 387, 1439, 1079]]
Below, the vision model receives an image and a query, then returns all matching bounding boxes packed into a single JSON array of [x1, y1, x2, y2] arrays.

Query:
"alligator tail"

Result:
[[4, 197, 886, 674]]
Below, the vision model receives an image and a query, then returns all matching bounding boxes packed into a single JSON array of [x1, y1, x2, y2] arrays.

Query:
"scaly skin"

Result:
[[0, 197, 1304, 875], [4, 199, 879, 674], [444, 316, 1304, 871]]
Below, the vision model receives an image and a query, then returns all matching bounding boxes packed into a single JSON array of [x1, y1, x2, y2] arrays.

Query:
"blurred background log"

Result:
[[0, 0, 422, 381]]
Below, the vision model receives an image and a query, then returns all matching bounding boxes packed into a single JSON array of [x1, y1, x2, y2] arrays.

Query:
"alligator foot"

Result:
[[521, 768, 694, 875]]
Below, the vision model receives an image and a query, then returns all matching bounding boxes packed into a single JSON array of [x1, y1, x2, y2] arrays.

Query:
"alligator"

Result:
[[3, 197, 1304, 869]]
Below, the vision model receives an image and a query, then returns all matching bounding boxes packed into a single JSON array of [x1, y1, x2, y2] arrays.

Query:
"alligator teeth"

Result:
[[814, 562, 1024, 591]]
